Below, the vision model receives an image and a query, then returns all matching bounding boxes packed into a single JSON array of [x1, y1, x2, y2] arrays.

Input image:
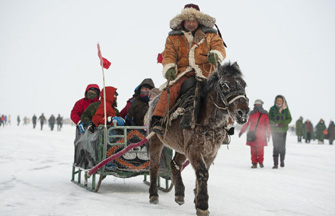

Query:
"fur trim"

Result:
[[159, 67, 193, 91], [170, 8, 216, 30], [162, 63, 176, 78], [188, 38, 206, 79]]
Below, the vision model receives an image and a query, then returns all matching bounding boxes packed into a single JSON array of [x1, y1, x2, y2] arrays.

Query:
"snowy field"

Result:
[[1, 124, 334, 216]]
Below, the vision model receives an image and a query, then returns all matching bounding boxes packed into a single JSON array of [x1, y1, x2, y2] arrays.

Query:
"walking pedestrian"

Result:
[[239, 99, 271, 168], [269, 95, 292, 169]]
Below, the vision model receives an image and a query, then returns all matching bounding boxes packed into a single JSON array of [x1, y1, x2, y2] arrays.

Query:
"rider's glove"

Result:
[[165, 67, 176, 81], [77, 121, 85, 134], [208, 52, 218, 65], [108, 116, 125, 126]]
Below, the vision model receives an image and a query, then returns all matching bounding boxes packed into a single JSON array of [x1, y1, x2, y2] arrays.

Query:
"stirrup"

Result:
[[152, 125, 164, 135]]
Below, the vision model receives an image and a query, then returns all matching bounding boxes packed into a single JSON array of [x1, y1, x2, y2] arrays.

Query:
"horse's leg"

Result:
[[148, 135, 164, 204], [189, 156, 210, 216], [171, 152, 187, 205]]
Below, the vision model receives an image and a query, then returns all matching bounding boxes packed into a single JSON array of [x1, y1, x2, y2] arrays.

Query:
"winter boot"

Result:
[[259, 163, 264, 168], [151, 115, 165, 135], [272, 156, 279, 169], [180, 111, 192, 129], [280, 155, 285, 167], [251, 163, 257, 168]]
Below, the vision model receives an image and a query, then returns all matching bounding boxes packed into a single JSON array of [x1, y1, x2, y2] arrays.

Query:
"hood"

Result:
[[249, 105, 268, 115], [274, 94, 288, 108], [100, 86, 117, 104], [134, 78, 155, 96], [85, 84, 100, 96], [170, 7, 216, 30]]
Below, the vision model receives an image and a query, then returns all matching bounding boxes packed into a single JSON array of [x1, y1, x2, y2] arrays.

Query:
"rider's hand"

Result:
[[77, 121, 85, 134], [165, 68, 176, 81], [208, 52, 218, 65]]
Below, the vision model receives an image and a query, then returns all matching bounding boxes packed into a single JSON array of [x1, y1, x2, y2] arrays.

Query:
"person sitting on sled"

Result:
[[150, 3, 227, 135], [126, 78, 155, 126], [80, 100, 101, 133], [71, 84, 100, 134], [92, 86, 125, 127]]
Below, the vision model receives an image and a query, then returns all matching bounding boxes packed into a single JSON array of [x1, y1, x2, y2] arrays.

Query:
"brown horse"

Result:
[[146, 62, 249, 216]]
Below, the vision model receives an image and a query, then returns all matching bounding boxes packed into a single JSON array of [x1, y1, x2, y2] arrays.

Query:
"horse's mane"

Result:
[[206, 61, 243, 91], [194, 61, 243, 122]]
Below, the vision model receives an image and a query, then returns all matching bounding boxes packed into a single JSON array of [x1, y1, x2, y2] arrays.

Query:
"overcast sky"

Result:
[[0, 0, 334, 125]]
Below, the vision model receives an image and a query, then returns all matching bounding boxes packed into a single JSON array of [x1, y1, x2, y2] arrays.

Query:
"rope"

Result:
[[163, 77, 171, 136], [87, 131, 155, 177]]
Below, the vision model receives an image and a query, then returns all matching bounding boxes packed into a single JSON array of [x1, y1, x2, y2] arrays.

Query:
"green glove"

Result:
[[208, 52, 218, 65], [165, 67, 176, 80]]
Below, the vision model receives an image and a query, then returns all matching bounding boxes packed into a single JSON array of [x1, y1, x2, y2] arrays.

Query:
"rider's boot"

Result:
[[180, 111, 192, 129], [151, 115, 165, 135]]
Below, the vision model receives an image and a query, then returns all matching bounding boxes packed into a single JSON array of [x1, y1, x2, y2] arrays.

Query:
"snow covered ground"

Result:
[[1, 124, 334, 216]]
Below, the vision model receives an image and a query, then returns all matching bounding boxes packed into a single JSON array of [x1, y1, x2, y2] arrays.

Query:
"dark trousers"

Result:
[[272, 132, 287, 158], [297, 136, 302, 142], [305, 133, 311, 143]]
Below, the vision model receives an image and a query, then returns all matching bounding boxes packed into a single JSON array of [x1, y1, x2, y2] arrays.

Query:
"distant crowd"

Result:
[[0, 113, 65, 131], [0, 114, 10, 126], [293, 117, 335, 145]]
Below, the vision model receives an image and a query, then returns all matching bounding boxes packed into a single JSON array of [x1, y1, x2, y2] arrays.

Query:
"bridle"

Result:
[[213, 79, 248, 111]]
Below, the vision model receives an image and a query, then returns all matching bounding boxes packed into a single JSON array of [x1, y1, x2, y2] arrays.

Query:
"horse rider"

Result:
[[151, 3, 227, 135]]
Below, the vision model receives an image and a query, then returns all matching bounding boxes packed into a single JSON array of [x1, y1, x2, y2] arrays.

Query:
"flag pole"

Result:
[[97, 43, 108, 149], [101, 64, 107, 129]]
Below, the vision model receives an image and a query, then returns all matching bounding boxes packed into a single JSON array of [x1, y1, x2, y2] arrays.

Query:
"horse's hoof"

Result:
[[175, 196, 184, 205], [149, 195, 159, 204], [196, 208, 209, 216]]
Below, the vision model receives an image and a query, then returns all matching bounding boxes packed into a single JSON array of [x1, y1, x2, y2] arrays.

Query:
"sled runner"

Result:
[[71, 125, 173, 192]]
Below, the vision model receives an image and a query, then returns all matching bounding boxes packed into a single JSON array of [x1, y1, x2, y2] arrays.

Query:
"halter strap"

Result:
[[215, 82, 247, 109], [228, 95, 247, 105]]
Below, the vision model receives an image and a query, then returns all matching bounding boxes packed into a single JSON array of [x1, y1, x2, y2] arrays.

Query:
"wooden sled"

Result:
[[71, 125, 173, 192]]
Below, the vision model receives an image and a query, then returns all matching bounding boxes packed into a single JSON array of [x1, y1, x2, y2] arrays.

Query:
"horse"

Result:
[[146, 61, 250, 216]]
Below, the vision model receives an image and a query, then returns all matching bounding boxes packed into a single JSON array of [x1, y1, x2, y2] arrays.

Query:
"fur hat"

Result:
[[170, 4, 216, 30], [254, 99, 264, 105]]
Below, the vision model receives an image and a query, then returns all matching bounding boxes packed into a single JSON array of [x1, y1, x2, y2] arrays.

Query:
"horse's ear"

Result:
[[217, 63, 225, 77], [232, 62, 240, 71]]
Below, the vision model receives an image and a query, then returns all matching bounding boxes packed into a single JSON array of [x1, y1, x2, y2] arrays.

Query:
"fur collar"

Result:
[[170, 8, 216, 30]]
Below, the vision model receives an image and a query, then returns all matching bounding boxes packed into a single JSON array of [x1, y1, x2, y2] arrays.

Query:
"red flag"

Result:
[[157, 53, 163, 64], [97, 43, 111, 69]]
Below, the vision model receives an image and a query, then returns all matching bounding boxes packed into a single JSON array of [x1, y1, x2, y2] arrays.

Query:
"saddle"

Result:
[[168, 77, 205, 129]]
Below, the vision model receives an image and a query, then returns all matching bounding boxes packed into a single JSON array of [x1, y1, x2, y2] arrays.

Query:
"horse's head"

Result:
[[209, 62, 249, 124]]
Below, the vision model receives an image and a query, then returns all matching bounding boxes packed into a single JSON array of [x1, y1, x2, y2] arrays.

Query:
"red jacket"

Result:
[[92, 86, 117, 126], [240, 112, 271, 147], [70, 84, 100, 124], [119, 98, 133, 119]]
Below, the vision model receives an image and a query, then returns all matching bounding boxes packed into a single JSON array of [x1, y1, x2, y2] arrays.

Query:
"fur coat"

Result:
[[161, 7, 226, 89]]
